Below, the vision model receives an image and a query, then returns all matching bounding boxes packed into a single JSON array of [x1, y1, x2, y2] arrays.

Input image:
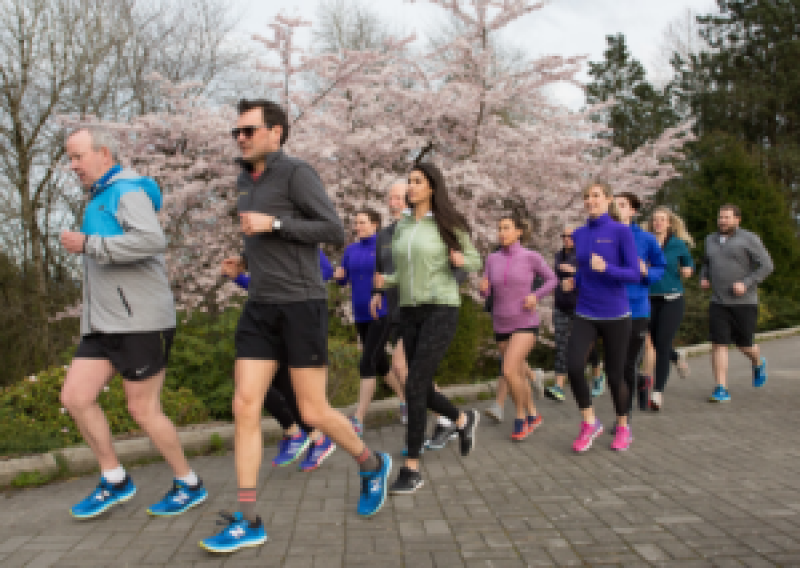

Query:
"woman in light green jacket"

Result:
[[374, 162, 482, 495]]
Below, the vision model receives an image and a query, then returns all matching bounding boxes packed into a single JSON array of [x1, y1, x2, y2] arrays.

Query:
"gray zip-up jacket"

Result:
[[237, 151, 345, 303], [80, 168, 176, 335], [699, 228, 774, 305], [374, 221, 399, 311]]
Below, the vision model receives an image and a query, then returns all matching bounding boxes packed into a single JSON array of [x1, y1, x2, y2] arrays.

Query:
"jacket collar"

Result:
[[403, 208, 434, 219], [89, 164, 123, 198], [236, 150, 284, 174], [586, 213, 613, 229], [359, 234, 378, 246], [501, 241, 522, 255]]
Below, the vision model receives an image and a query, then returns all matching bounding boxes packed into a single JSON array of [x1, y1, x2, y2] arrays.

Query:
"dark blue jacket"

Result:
[[234, 251, 333, 288], [336, 235, 388, 323], [625, 224, 667, 318], [573, 214, 640, 319]]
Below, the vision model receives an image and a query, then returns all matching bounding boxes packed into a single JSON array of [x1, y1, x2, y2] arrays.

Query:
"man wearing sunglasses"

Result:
[[200, 100, 392, 554]]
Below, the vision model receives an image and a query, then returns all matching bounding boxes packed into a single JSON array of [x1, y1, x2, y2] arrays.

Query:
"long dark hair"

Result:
[[411, 162, 471, 251]]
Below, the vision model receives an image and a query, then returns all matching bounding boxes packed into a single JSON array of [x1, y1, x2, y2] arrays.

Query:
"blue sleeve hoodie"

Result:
[[625, 224, 667, 318], [79, 165, 175, 335], [573, 213, 641, 319], [336, 234, 387, 322]]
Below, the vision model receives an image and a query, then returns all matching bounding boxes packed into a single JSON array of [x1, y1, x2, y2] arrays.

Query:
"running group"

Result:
[[58, 99, 774, 554]]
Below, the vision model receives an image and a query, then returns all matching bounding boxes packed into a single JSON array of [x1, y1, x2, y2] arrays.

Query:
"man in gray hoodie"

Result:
[[199, 100, 392, 555], [700, 203, 773, 403], [60, 127, 207, 521]]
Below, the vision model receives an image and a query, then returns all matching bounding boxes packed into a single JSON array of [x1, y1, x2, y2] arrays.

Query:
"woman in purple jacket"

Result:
[[480, 214, 557, 442], [334, 209, 396, 434], [562, 182, 640, 453]]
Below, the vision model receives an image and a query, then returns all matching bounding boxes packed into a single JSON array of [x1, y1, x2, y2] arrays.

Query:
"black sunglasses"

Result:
[[231, 125, 266, 139], [562, 233, 573, 238]]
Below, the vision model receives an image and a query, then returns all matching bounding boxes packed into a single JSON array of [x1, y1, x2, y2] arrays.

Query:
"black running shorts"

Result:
[[74, 329, 176, 381], [709, 303, 758, 348], [494, 327, 539, 343], [235, 300, 328, 367]]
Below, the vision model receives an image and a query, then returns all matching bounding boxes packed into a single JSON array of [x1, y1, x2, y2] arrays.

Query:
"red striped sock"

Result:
[[238, 488, 257, 522]]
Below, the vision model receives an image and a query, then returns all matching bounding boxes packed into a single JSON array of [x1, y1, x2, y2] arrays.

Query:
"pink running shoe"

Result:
[[572, 421, 603, 452], [610, 425, 632, 451]]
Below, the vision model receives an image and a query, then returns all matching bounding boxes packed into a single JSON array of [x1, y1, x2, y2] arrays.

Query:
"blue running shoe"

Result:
[[753, 357, 768, 388], [299, 436, 336, 472], [357, 452, 391, 517], [199, 512, 267, 554], [272, 431, 311, 467], [70, 475, 137, 520], [709, 385, 731, 403], [350, 416, 364, 438], [545, 385, 565, 402], [147, 479, 208, 517], [591, 373, 606, 398]]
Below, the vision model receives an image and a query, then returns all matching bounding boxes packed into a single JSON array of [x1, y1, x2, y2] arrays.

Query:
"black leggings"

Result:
[[399, 305, 462, 459], [263, 365, 312, 434], [567, 316, 632, 416], [649, 296, 685, 392], [623, 318, 650, 414], [355, 319, 391, 378]]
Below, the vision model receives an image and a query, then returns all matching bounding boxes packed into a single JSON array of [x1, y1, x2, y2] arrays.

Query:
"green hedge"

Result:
[[0, 365, 208, 457]]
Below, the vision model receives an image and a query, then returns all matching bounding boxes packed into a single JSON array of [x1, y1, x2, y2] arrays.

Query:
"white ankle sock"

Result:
[[438, 416, 452, 427], [177, 471, 199, 487], [102, 466, 126, 485]]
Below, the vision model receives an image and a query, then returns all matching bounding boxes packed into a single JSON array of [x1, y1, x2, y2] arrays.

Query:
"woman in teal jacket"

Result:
[[642, 207, 695, 410], [374, 162, 481, 495]]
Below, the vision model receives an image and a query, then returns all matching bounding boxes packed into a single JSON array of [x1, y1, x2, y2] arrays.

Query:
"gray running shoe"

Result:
[[484, 402, 503, 423]]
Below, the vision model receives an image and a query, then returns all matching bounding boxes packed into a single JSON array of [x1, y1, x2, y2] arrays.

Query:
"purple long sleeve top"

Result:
[[482, 241, 557, 333], [573, 213, 640, 319]]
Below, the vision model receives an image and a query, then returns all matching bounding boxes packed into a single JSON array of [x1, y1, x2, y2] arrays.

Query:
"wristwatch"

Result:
[[272, 217, 282, 232]]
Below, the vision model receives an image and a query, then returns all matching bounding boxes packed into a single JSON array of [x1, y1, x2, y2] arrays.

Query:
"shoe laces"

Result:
[[162, 481, 183, 500], [215, 511, 241, 527], [579, 422, 597, 438]]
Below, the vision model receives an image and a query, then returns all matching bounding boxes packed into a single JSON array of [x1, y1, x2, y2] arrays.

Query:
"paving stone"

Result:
[[4, 336, 800, 566]]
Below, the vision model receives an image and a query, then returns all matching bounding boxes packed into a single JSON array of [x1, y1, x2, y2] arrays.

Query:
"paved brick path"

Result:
[[2, 336, 800, 567]]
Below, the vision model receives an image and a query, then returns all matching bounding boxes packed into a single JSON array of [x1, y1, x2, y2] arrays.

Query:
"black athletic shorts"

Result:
[[74, 329, 175, 381], [709, 303, 758, 348], [235, 300, 328, 367], [495, 326, 539, 343]]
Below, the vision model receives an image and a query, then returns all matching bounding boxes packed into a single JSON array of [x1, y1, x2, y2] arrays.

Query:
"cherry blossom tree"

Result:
[[59, 0, 693, 320]]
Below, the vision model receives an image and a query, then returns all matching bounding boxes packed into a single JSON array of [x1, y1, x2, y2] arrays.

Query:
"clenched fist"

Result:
[[239, 212, 274, 236], [221, 257, 245, 278], [61, 231, 87, 254], [590, 253, 606, 273]]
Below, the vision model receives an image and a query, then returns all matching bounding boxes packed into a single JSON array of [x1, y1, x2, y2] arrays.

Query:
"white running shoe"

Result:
[[675, 350, 690, 379], [484, 402, 503, 423], [531, 368, 545, 400]]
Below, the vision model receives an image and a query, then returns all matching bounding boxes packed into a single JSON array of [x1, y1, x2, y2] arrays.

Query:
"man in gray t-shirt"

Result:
[[700, 204, 773, 403]]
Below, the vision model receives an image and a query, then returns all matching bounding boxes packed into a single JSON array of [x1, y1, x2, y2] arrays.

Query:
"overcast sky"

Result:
[[233, 0, 716, 109]]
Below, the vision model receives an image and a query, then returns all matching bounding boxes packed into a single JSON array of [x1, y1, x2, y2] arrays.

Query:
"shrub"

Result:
[[0, 365, 208, 457]]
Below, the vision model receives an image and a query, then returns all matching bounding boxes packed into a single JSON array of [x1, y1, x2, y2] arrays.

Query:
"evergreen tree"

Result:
[[586, 34, 679, 154], [670, 0, 800, 211], [679, 132, 800, 296]]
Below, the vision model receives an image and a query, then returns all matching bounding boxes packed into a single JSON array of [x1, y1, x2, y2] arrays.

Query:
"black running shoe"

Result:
[[425, 423, 458, 450], [458, 409, 480, 456], [389, 467, 424, 495]]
